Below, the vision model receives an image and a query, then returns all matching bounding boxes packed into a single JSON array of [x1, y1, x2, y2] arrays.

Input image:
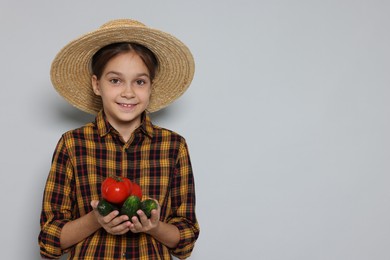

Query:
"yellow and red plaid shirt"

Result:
[[39, 111, 199, 259]]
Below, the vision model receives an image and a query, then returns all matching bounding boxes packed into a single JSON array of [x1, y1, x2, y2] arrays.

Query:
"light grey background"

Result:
[[1, 0, 389, 259]]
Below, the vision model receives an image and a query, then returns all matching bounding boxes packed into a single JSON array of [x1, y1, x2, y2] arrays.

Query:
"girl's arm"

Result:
[[128, 205, 181, 249], [60, 200, 132, 249], [60, 211, 100, 249]]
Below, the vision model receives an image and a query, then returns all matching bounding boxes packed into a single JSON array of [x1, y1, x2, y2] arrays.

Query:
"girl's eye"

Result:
[[136, 79, 146, 86], [110, 78, 121, 84]]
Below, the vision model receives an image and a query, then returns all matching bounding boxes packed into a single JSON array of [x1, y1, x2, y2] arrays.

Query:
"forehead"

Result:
[[103, 52, 149, 74]]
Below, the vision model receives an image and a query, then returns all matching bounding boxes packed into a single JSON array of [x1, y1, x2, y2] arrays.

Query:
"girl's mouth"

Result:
[[119, 103, 136, 108]]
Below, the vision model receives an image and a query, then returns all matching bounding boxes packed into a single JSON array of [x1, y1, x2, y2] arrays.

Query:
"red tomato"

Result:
[[131, 182, 143, 199], [101, 176, 132, 204]]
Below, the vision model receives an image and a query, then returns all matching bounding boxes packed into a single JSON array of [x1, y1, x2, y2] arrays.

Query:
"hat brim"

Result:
[[51, 20, 195, 114]]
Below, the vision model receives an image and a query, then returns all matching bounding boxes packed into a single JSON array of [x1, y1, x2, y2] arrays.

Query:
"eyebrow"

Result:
[[105, 71, 150, 78]]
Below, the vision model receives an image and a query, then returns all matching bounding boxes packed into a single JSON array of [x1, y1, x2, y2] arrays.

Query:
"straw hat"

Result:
[[50, 19, 195, 114]]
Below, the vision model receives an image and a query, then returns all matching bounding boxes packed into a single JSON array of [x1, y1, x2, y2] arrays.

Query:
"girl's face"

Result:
[[92, 51, 151, 133]]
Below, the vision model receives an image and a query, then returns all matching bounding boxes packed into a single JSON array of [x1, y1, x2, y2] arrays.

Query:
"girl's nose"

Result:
[[121, 85, 135, 98]]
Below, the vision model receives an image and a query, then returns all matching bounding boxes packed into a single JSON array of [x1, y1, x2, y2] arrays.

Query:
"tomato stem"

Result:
[[108, 175, 123, 182]]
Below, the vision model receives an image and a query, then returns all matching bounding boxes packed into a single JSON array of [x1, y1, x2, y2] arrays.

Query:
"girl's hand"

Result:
[[129, 199, 160, 234], [90, 200, 131, 235]]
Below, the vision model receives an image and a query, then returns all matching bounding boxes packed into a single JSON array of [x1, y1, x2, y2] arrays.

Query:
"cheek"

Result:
[[143, 88, 152, 101], [100, 89, 115, 100], [144, 94, 151, 105]]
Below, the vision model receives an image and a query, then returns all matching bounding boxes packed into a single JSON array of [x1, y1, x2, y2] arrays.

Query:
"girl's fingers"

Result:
[[90, 200, 100, 209], [149, 209, 159, 223], [137, 210, 149, 225], [109, 220, 131, 234]]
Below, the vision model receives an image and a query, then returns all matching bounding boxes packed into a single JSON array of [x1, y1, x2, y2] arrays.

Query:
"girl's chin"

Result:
[[116, 114, 142, 122], [105, 110, 142, 122]]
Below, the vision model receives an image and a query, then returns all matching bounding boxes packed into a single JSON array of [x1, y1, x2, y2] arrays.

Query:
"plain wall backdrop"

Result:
[[0, 0, 389, 259]]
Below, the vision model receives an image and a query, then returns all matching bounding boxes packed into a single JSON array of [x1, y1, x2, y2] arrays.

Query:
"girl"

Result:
[[38, 19, 199, 259]]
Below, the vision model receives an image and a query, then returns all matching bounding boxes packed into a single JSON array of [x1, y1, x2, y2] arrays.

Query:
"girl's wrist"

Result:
[[145, 220, 161, 236]]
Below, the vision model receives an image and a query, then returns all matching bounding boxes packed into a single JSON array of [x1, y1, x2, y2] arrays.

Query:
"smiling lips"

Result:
[[119, 103, 137, 109]]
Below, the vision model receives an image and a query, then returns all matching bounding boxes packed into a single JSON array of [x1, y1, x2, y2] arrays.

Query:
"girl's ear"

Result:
[[91, 75, 101, 96]]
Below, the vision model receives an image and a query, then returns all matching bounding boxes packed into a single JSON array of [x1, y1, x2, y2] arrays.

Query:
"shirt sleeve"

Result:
[[38, 136, 75, 259], [167, 140, 200, 259]]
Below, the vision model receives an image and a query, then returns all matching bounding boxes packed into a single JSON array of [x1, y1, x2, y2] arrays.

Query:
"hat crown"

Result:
[[100, 19, 145, 29]]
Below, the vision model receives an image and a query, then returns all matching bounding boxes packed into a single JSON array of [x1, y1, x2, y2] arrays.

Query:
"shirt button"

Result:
[[122, 252, 126, 257]]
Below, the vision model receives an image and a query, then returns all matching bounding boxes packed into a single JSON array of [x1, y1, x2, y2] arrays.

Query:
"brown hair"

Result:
[[91, 42, 158, 80]]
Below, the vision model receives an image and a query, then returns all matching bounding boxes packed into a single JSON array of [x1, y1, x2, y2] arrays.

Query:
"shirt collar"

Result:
[[139, 112, 154, 139], [95, 110, 154, 139]]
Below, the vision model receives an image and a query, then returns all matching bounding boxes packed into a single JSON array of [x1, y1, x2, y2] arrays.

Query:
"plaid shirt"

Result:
[[38, 111, 199, 259]]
